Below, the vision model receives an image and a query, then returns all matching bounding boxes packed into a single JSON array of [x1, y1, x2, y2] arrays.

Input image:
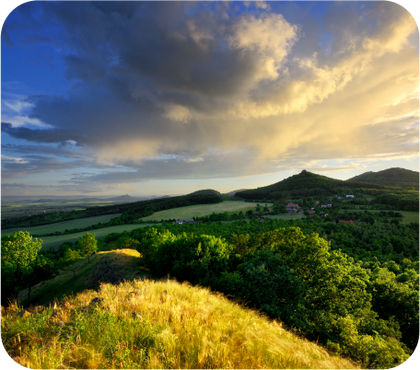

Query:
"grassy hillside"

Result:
[[348, 167, 419, 189], [3, 253, 358, 369], [235, 170, 389, 200], [16, 249, 153, 306]]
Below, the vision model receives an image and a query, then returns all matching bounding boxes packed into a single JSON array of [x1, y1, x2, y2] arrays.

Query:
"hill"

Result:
[[188, 189, 221, 196], [4, 250, 358, 369], [348, 167, 419, 189], [235, 169, 388, 200], [106, 194, 143, 202], [17, 249, 155, 305]]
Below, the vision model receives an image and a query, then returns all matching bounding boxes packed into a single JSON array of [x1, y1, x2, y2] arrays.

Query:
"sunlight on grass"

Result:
[[3, 278, 358, 369], [139, 201, 270, 221]]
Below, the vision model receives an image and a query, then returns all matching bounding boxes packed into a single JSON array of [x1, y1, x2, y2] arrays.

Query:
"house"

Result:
[[285, 203, 299, 213], [176, 219, 195, 225], [320, 203, 332, 207], [346, 195, 355, 198], [339, 220, 354, 224], [314, 201, 320, 205], [307, 210, 315, 214]]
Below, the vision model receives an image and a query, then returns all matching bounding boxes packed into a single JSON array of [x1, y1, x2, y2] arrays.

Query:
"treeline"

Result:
[[1, 193, 223, 230], [374, 192, 419, 211]]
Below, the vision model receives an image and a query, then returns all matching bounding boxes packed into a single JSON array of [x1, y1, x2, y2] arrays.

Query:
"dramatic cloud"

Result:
[[1, 1, 418, 195]]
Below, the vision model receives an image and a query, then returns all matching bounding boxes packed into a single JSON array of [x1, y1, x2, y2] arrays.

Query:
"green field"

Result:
[[37, 223, 155, 250], [399, 211, 420, 224], [1, 213, 122, 236], [139, 201, 271, 221], [345, 209, 419, 224]]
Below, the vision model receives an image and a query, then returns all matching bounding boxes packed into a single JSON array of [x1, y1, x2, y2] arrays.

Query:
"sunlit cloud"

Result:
[[1, 1, 418, 196]]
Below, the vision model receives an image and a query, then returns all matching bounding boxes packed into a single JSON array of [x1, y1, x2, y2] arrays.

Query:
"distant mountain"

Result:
[[225, 189, 249, 196], [188, 189, 221, 196], [347, 168, 419, 190], [106, 194, 143, 202], [235, 170, 389, 200]]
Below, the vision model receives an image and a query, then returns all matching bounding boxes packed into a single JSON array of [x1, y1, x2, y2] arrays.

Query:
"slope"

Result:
[[4, 266, 358, 369], [348, 167, 419, 189]]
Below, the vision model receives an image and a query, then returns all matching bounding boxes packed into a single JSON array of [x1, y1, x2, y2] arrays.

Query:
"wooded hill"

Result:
[[235, 170, 391, 199], [348, 167, 419, 190]]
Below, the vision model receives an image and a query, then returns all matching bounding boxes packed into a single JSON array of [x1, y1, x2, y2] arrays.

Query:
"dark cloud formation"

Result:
[[2, 122, 85, 144], [1, 1, 418, 195]]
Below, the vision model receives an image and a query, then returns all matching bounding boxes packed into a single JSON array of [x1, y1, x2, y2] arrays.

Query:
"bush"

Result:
[[148, 233, 232, 285]]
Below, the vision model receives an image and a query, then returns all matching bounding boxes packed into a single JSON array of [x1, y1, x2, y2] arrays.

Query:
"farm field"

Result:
[[2, 199, 120, 219], [1, 214, 122, 236], [399, 211, 420, 224], [345, 209, 419, 224], [30, 223, 155, 251], [139, 200, 272, 221]]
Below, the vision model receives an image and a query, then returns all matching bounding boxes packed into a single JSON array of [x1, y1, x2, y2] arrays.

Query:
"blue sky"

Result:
[[1, 1, 419, 197]]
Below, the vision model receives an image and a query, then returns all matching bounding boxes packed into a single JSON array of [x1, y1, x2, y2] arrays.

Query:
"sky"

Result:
[[1, 0, 419, 197]]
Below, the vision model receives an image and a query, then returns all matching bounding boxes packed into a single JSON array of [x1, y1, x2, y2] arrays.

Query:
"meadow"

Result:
[[345, 209, 419, 224], [1, 214, 122, 236], [139, 200, 272, 221]]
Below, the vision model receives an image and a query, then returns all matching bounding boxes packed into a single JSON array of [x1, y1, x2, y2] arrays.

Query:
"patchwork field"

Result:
[[139, 200, 272, 221], [1, 213, 122, 236]]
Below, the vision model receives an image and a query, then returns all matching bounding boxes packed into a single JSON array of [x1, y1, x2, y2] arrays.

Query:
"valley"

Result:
[[1, 167, 419, 369]]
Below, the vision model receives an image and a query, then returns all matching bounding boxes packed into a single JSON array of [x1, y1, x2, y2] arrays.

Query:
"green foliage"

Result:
[[348, 168, 419, 190], [1, 232, 42, 304], [77, 232, 98, 263], [136, 225, 413, 367], [147, 233, 232, 285], [236, 248, 307, 328]]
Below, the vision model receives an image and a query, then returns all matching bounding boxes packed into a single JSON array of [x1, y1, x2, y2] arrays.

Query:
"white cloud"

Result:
[[1, 155, 29, 164]]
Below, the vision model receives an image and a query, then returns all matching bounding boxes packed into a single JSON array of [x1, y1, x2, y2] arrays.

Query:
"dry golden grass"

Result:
[[3, 277, 359, 369]]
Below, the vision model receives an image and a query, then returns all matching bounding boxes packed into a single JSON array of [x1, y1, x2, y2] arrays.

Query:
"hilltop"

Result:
[[348, 167, 419, 189], [188, 189, 221, 196], [235, 169, 388, 200], [4, 250, 358, 369]]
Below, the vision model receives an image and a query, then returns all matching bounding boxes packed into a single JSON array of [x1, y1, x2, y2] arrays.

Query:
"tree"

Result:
[[77, 232, 97, 263], [24, 255, 58, 305], [1, 231, 42, 305]]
